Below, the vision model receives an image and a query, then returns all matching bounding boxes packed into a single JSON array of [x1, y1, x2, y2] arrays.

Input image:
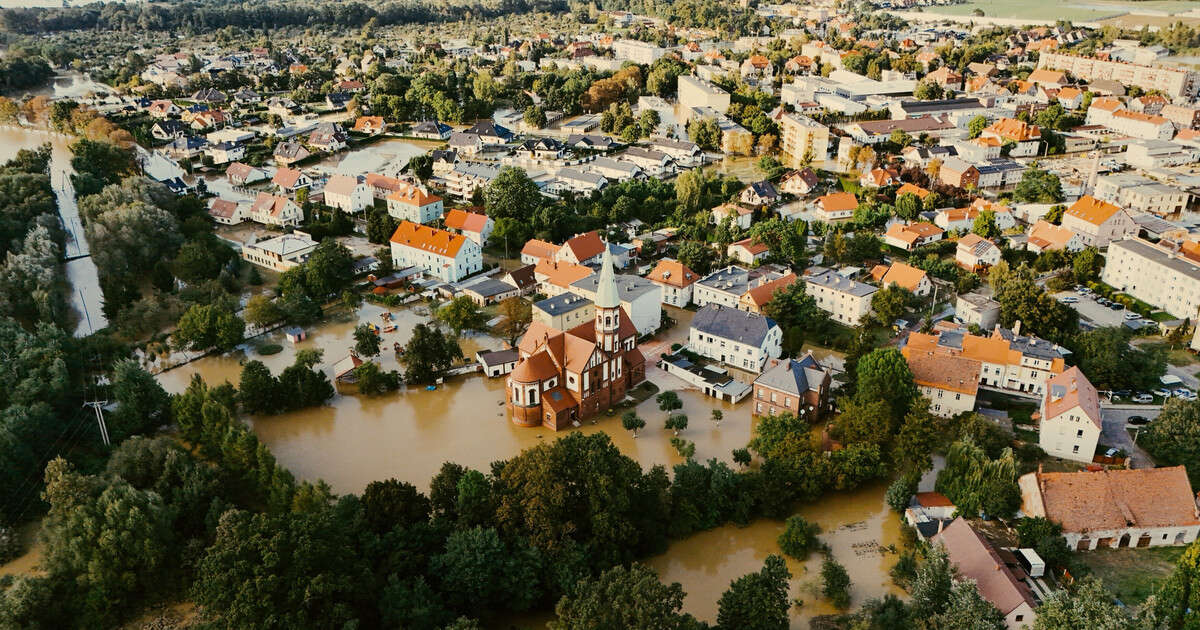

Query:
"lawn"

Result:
[[837, 176, 861, 195], [1142, 342, 1197, 368], [1078, 546, 1185, 607]]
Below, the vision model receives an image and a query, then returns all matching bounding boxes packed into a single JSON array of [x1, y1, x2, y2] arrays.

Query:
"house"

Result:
[[646, 259, 698, 307], [815, 192, 858, 221], [443, 209, 494, 245], [956, 292, 1001, 330], [569, 272, 661, 336], [533, 292, 595, 332], [805, 267, 877, 326], [273, 142, 312, 166], [588, 157, 643, 182], [515, 137, 566, 160], [308, 124, 349, 153], [557, 231, 606, 266], [567, 134, 620, 152], [352, 116, 387, 134], [323, 175, 373, 214], [464, 119, 514, 144], [884, 222, 945, 251], [926, 66, 964, 90], [386, 185, 444, 224], [150, 120, 187, 141], [477, 348, 519, 378], [1026, 220, 1084, 253], [410, 120, 452, 140], [879, 261, 932, 296], [728, 237, 770, 265], [507, 250, 646, 430], [549, 169, 607, 195], [535, 260, 595, 296], [1108, 110, 1175, 141], [248, 193, 302, 227], [389, 221, 482, 282], [225, 162, 268, 186], [621, 146, 673, 176], [147, 100, 182, 118], [207, 198, 246, 225], [502, 264, 537, 295], [206, 142, 245, 165], [981, 118, 1042, 157], [431, 150, 459, 175], [688, 304, 783, 373], [738, 273, 797, 315], [462, 279, 521, 306], [448, 132, 484, 155], [955, 234, 1002, 271], [647, 137, 704, 167], [907, 351, 981, 417], [1018, 467, 1200, 550], [779, 168, 819, 195], [241, 231, 318, 272], [1102, 237, 1200, 320], [164, 136, 208, 160], [1038, 367, 1101, 463], [740, 181, 780, 207], [896, 182, 932, 202], [693, 266, 787, 308], [712, 203, 754, 230], [939, 157, 980, 190], [932, 519, 1038, 630], [1028, 68, 1066, 87], [1061, 195, 1135, 247], [272, 167, 312, 194], [751, 353, 833, 420], [191, 88, 226, 104], [859, 166, 900, 189], [520, 239, 560, 265], [902, 322, 1066, 396], [190, 110, 228, 130], [1056, 86, 1084, 109]]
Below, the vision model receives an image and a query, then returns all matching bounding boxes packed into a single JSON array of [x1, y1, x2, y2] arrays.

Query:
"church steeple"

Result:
[[594, 244, 620, 353]]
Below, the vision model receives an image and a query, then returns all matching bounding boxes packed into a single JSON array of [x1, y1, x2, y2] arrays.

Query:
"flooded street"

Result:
[[647, 482, 902, 627], [314, 137, 442, 177]]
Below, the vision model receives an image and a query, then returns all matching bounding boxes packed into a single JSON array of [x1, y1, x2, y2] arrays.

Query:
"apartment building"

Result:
[[693, 266, 787, 308], [902, 322, 1067, 396], [1094, 174, 1190, 217], [688, 304, 783, 373], [444, 162, 501, 201], [645, 259, 698, 307], [1107, 110, 1175, 141], [751, 353, 833, 420], [1038, 51, 1200, 98], [779, 112, 832, 168], [1102, 237, 1200, 319], [906, 351, 981, 417], [612, 39, 665, 64], [389, 221, 482, 282], [678, 75, 731, 113], [1038, 367, 1102, 463], [1061, 195, 1135, 247], [955, 292, 1001, 330], [804, 268, 876, 326], [386, 185, 444, 224]]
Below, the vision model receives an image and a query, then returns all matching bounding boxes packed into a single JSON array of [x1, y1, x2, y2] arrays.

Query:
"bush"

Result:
[[885, 476, 917, 513], [777, 516, 821, 559], [821, 556, 852, 609], [258, 343, 283, 355], [890, 551, 918, 588], [0, 525, 20, 564]]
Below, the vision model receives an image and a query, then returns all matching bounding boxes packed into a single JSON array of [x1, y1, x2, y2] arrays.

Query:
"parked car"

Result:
[[1105, 448, 1120, 458], [1184, 391, 1198, 401], [1153, 388, 1172, 398], [1132, 394, 1154, 404], [1109, 303, 1124, 311], [1060, 296, 1079, 304], [1124, 312, 1141, 320], [1173, 388, 1195, 399], [1128, 415, 1150, 425], [1097, 298, 1111, 306]]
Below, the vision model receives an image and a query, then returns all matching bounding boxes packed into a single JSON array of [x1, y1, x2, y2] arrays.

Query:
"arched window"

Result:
[[605, 315, 611, 326]]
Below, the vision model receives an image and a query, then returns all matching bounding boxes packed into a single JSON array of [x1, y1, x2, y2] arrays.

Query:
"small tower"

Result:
[[594, 245, 621, 354]]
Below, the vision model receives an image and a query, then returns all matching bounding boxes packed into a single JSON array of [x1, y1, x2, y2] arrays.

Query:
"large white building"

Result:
[[1038, 51, 1200, 98], [688, 304, 782, 373], [612, 39, 665, 65], [677, 75, 731, 113], [1038, 367, 1102, 463], [569, 272, 661, 337], [804, 268, 876, 326], [1102, 237, 1200, 319], [386, 185, 445, 224], [389, 221, 481, 282], [323, 174, 373, 214]]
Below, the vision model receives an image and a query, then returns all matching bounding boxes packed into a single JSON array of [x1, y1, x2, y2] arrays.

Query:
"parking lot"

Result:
[[1100, 406, 1161, 469], [1052, 289, 1143, 328]]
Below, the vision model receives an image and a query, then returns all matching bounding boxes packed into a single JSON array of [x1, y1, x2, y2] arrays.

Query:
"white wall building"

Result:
[[1102, 237, 1200, 319], [1038, 367, 1102, 463], [688, 304, 782, 373], [389, 221, 482, 282]]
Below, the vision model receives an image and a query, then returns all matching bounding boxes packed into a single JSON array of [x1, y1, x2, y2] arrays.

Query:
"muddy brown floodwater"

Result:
[[153, 301, 901, 628]]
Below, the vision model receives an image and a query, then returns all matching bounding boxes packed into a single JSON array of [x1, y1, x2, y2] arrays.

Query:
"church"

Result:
[[507, 248, 646, 430]]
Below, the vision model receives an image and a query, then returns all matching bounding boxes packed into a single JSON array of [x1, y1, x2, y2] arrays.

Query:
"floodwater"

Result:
[[27, 71, 112, 100], [0, 522, 43, 579], [0, 126, 108, 335], [646, 482, 903, 627], [314, 138, 441, 177]]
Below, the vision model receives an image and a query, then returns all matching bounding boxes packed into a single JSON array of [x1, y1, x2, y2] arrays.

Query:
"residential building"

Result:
[[955, 234, 1002, 271], [461, 278, 520, 306], [805, 268, 876, 325], [779, 168, 819, 195], [352, 116, 387, 134], [532, 292, 595, 332], [884, 222, 945, 251], [272, 167, 312, 193], [548, 169, 608, 195], [410, 120, 452, 140], [677, 75, 731, 113], [621, 146, 673, 176], [939, 157, 980, 190], [694, 266, 786, 308], [955, 292, 1001, 330], [728, 237, 770, 264], [1062, 195, 1135, 247], [207, 198, 246, 226], [646, 137, 704, 167], [980, 118, 1042, 157], [520, 239, 560, 265], [613, 39, 665, 65], [507, 250, 646, 430], [570, 272, 661, 336], [1108, 110, 1176, 140], [906, 350, 981, 417], [248, 193, 302, 227], [902, 323, 1067, 396], [1038, 51, 1200, 99], [751, 353, 833, 420], [1027, 220, 1085, 253], [464, 120, 513, 144], [588, 157, 642, 182], [386, 185, 444, 224], [1094, 174, 1189, 217], [738, 273, 797, 315], [442, 209, 493, 245], [932, 519, 1038, 630], [1018, 467, 1200, 550], [225, 162, 267, 186], [1125, 139, 1200, 169], [712, 203, 754, 230], [323, 175, 373, 214], [1161, 104, 1200, 130], [444, 163, 501, 200], [740, 181, 780, 207], [844, 116, 957, 145], [557, 231, 606, 266], [1038, 367, 1102, 463], [389, 221, 482, 282], [534, 260, 595, 296], [688, 304, 783, 373], [1103, 237, 1200, 319], [779, 113, 832, 168], [240, 231, 317, 272], [815, 191, 858, 221], [645, 259, 698, 307]]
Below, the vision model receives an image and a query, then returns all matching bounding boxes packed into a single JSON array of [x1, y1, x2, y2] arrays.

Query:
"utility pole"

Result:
[[82, 356, 110, 447]]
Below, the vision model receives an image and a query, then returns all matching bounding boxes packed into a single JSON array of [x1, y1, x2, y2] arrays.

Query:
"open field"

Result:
[[905, 0, 1200, 26], [1078, 546, 1185, 607]]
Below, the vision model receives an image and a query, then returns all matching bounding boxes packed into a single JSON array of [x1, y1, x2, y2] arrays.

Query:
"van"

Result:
[[1016, 548, 1045, 578]]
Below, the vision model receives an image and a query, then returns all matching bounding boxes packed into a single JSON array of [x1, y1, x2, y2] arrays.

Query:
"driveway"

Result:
[[1052, 290, 1137, 328], [1099, 406, 1160, 469]]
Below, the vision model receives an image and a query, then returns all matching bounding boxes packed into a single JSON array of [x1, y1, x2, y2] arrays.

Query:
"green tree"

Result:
[[432, 526, 543, 612], [821, 556, 852, 609], [935, 438, 1020, 518], [107, 359, 171, 441], [523, 105, 548, 129], [972, 210, 1000, 239], [933, 580, 1007, 630], [676, 241, 717, 275], [716, 554, 792, 630], [895, 193, 921, 220], [992, 263, 1078, 343], [493, 296, 532, 347], [1072, 247, 1102, 282], [855, 348, 918, 419], [687, 117, 722, 151], [353, 361, 402, 395], [353, 322, 382, 357], [485, 166, 542, 221], [360, 478, 431, 533], [243, 294, 284, 329], [777, 516, 821, 560], [174, 303, 245, 352], [1068, 326, 1165, 392], [303, 238, 355, 299], [886, 475, 918, 513], [1015, 517, 1072, 571], [910, 545, 954, 619], [914, 80, 945, 100], [1141, 397, 1200, 487], [891, 400, 943, 476], [665, 413, 688, 436], [834, 397, 896, 447], [871, 284, 913, 327], [967, 115, 988, 139], [400, 323, 463, 384], [1147, 539, 1200, 629], [1013, 166, 1064, 203], [622, 410, 646, 437], [1033, 577, 1131, 630], [551, 563, 702, 630], [675, 169, 707, 214], [276, 349, 335, 410], [436, 296, 489, 334]]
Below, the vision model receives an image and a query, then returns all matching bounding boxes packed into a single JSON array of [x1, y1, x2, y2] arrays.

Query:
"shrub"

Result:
[[777, 516, 821, 559], [258, 343, 283, 355], [885, 476, 917, 513], [0, 526, 20, 564], [821, 556, 852, 609]]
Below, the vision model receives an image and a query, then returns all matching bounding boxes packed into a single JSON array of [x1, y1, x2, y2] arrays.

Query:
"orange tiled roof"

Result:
[[818, 191, 858, 213], [1057, 86, 1082, 100], [1025, 467, 1200, 533], [880, 261, 927, 292], [521, 239, 559, 260], [646, 259, 698, 288], [984, 117, 1041, 142], [896, 183, 931, 200], [563, 231, 605, 261], [387, 185, 441, 207], [444, 209, 490, 233], [742, 273, 797, 308], [906, 352, 981, 395], [1043, 366, 1101, 429], [534, 259, 593, 288], [1112, 109, 1170, 125], [389, 220, 467, 258], [1066, 195, 1122, 226], [1028, 220, 1076, 250], [353, 116, 385, 132], [1090, 97, 1123, 112], [1028, 68, 1065, 84]]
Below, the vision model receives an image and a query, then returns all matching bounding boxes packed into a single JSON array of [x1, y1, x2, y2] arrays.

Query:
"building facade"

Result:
[[389, 221, 482, 282], [1102, 237, 1200, 319]]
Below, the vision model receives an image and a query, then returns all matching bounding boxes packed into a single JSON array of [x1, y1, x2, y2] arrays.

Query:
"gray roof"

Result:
[[696, 265, 784, 296], [478, 348, 519, 368], [1110, 238, 1200, 283], [452, 162, 502, 179], [465, 279, 518, 298], [533, 292, 592, 316], [691, 304, 778, 346], [806, 268, 877, 297], [754, 354, 827, 396], [571, 271, 656, 300]]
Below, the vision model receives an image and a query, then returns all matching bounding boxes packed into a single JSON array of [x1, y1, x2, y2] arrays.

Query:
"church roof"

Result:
[[594, 246, 620, 309]]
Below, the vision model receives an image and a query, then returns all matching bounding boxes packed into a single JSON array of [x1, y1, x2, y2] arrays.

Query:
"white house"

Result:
[[955, 234, 1002, 271], [688, 303, 782, 373], [443, 209, 494, 245], [386, 185, 444, 224], [933, 518, 1038, 630], [1038, 367, 1102, 463], [248, 193, 302, 227], [323, 174, 373, 214], [569, 272, 661, 336], [646, 259, 698, 307], [389, 221, 482, 283]]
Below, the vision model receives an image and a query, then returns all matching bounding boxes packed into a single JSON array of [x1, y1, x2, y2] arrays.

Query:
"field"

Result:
[[1078, 546, 1185, 607], [907, 0, 1200, 24]]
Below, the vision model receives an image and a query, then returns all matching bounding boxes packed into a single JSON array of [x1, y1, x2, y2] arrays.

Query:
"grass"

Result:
[[1142, 342, 1197, 368], [837, 176, 861, 195], [1150, 311, 1177, 323], [1078, 546, 1185, 607]]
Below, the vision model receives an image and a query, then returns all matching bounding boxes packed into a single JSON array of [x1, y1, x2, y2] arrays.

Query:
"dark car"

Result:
[[1128, 415, 1150, 426], [1108, 303, 1124, 310]]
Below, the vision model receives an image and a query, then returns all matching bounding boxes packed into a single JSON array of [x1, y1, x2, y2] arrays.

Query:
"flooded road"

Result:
[[314, 138, 441, 177]]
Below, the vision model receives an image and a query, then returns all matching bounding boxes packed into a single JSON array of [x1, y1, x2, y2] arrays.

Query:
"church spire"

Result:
[[595, 243, 620, 309]]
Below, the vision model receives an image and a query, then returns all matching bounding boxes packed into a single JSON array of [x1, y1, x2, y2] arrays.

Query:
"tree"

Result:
[[687, 117, 722, 151], [361, 478, 431, 533], [400, 323, 462, 384], [821, 556, 852, 609], [551, 563, 701, 630], [493, 296, 532, 347], [895, 193, 921, 220], [914, 80, 946, 100], [657, 391, 683, 420], [485, 166, 541, 221], [871, 285, 913, 328], [933, 580, 1007, 630], [676, 241, 717, 275], [1013, 166, 1064, 203], [886, 475, 918, 513], [855, 348, 918, 419], [523, 105, 547, 129], [353, 361, 402, 396], [1141, 397, 1200, 487], [1015, 517, 1072, 571], [733, 448, 752, 467], [243, 294, 284, 329], [1147, 539, 1200, 629], [353, 323, 382, 358], [972, 210, 1000, 239], [174, 303, 245, 353], [1072, 247, 1102, 283], [935, 438, 1020, 518], [406, 154, 433, 180], [910, 545, 954, 619], [716, 554, 791, 630], [1033, 577, 1131, 630], [303, 239, 355, 299], [777, 516, 821, 559], [436, 296, 488, 334], [107, 360, 171, 441], [763, 280, 829, 353], [665, 413, 688, 436], [992, 263, 1078, 343], [711, 409, 723, 426], [432, 526, 543, 612], [967, 115, 988, 139], [891, 400, 944, 476], [276, 349, 335, 410], [834, 398, 896, 447], [674, 168, 706, 214], [1068, 326, 1164, 392], [622, 411, 646, 437]]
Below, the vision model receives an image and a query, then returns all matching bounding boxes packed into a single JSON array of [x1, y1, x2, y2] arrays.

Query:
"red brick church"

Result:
[[507, 248, 646, 430]]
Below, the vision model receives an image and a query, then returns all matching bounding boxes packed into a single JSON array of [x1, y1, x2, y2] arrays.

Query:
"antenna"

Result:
[[82, 355, 111, 447]]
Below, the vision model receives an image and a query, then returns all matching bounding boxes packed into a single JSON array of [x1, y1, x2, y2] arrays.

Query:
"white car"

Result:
[[1173, 388, 1195, 399], [1153, 388, 1173, 398], [1133, 393, 1154, 403], [1060, 296, 1079, 304], [1123, 312, 1141, 321]]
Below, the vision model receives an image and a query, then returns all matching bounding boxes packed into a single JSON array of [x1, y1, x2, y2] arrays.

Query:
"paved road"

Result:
[[1099, 406, 1160, 469], [1052, 289, 1136, 328]]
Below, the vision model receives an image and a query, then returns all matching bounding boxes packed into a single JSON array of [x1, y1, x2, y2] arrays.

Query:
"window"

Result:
[[1073, 445, 1080, 454], [1077, 429, 1084, 437], [1015, 616, 1023, 622]]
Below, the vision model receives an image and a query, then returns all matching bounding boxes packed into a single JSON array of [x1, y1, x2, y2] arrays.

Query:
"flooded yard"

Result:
[[314, 137, 442, 177]]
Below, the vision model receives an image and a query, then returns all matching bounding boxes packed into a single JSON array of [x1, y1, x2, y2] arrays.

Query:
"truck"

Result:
[[1016, 548, 1045, 579]]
